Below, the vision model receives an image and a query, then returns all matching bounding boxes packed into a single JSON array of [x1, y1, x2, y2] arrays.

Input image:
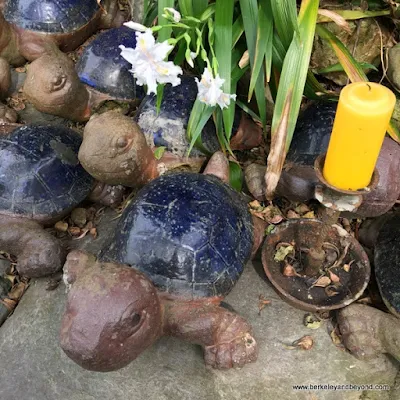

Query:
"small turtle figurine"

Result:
[[24, 27, 145, 122], [0, 0, 124, 65], [78, 110, 208, 186], [0, 124, 95, 278], [336, 214, 400, 362], [135, 75, 262, 157], [76, 25, 145, 102], [61, 153, 265, 371], [245, 101, 400, 217]]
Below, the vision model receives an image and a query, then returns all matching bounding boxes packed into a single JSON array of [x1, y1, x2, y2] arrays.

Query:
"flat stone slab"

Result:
[[0, 210, 398, 400]]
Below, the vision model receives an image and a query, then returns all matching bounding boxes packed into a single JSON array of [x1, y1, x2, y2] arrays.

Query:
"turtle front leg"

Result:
[[0, 215, 66, 278], [337, 303, 400, 361], [164, 299, 258, 369]]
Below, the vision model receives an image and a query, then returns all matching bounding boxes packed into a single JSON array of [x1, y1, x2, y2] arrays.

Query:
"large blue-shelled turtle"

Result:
[[136, 75, 261, 157], [76, 26, 145, 101], [60, 156, 264, 372], [0, 124, 94, 277], [245, 101, 400, 217], [0, 0, 124, 65]]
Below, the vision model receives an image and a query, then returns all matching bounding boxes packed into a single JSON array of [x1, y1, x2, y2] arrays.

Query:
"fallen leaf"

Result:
[[329, 271, 340, 283], [343, 264, 350, 272], [325, 285, 339, 297], [258, 294, 271, 315], [73, 229, 90, 240], [283, 264, 298, 277], [54, 221, 68, 232], [330, 329, 342, 347], [274, 244, 294, 262], [265, 225, 275, 235], [68, 227, 81, 236], [287, 210, 300, 219], [249, 200, 262, 210], [90, 228, 98, 239], [270, 214, 283, 224], [303, 211, 315, 219], [312, 276, 331, 288], [295, 203, 310, 214], [303, 313, 321, 330], [292, 335, 314, 350]]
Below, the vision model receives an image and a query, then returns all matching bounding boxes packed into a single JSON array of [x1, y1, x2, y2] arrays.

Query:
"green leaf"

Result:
[[157, 0, 175, 42], [229, 161, 243, 191], [187, 99, 215, 154], [215, 0, 236, 141], [314, 61, 379, 75], [154, 146, 167, 160], [266, 0, 320, 199], [193, 0, 209, 17], [315, 24, 367, 82], [271, 0, 299, 50], [317, 9, 391, 23], [239, 0, 267, 128], [248, 0, 273, 99]]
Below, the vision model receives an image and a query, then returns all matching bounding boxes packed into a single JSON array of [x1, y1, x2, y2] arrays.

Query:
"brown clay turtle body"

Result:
[[0, 0, 124, 65], [61, 154, 265, 371]]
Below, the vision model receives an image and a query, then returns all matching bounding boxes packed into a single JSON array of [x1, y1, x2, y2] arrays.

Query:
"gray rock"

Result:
[[0, 210, 398, 400], [388, 44, 400, 91], [0, 258, 11, 275]]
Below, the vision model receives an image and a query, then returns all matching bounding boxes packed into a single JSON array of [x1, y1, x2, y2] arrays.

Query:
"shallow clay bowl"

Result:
[[261, 219, 371, 312]]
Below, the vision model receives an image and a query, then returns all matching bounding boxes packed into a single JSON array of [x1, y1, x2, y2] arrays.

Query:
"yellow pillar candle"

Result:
[[323, 82, 396, 191]]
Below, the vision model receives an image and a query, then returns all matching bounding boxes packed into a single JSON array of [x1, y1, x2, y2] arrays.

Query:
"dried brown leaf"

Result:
[[73, 229, 90, 240], [90, 228, 98, 239], [312, 276, 331, 288], [258, 294, 271, 315], [329, 271, 340, 283], [317, 9, 352, 33], [303, 211, 315, 219], [54, 221, 68, 232], [292, 335, 314, 350], [68, 227, 81, 236], [325, 285, 339, 297], [286, 210, 300, 219], [283, 264, 298, 277]]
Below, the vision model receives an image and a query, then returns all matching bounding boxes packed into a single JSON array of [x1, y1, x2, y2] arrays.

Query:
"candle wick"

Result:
[[366, 83, 371, 91]]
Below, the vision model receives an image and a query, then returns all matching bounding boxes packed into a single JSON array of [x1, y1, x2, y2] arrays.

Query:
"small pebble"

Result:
[[71, 208, 87, 228]]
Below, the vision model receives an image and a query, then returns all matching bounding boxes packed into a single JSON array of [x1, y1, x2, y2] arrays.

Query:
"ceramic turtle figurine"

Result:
[[0, 124, 96, 278], [135, 75, 262, 157], [76, 25, 145, 102], [61, 153, 265, 371], [0, 0, 124, 65], [23, 27, 144, 122], [336, 213, 400, 362], [78, 110, 208, 186], [244, 101, 400, 217]]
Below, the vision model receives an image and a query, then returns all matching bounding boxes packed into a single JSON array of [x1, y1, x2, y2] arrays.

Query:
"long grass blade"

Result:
[[239, 0, 267, 128], [248, 0, 273, 99], [265, 0, 319, 199], [317, 9, 391, 23], [215, 0, 236, 140]]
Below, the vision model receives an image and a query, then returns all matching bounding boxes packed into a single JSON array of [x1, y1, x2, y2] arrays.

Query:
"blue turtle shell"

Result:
[[375, 214, 400, 316], [4, 0, 99, 33], [287, 101, 337, 166], [135, 75, 241, 157], [76, 26, 145, 101], [100, 173, 253, 298], [0, 125, 94, 222]]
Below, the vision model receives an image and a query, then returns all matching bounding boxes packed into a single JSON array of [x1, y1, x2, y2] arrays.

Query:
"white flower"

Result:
[[119, 29, 182, 95], [195, 68, 237, 109], [163, 7, 181, 23], [123, 21, 147, 32]]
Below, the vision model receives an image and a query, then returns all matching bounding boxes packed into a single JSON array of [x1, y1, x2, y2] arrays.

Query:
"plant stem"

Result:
[[305, 207, 340, 276]]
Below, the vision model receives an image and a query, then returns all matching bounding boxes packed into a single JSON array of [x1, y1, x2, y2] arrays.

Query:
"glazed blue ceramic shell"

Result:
[[375, 214, 400, 316], [76, 26, 145, 100], [135, 76, 241, 157], [0, 125, 94, 221], [100, 173, 253, 298], [287, 102, 337, 166], [4, 0, 99, 33]]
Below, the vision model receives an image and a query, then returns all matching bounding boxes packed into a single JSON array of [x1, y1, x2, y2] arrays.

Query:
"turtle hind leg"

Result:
[[164, 300, 258, 369], [337, 303, 400, 361], [0, 215, 66, 278]]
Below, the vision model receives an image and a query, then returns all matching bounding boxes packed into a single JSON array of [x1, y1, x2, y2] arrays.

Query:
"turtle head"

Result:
[[79, 110, 158, 187], [60, 250, 163, 372], [24, 51, 90, 122]]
